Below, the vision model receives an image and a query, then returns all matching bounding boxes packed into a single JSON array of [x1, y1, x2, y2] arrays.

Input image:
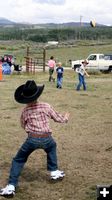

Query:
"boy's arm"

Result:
[[48, 106, 69, 123], [84, 69, 90, 77]]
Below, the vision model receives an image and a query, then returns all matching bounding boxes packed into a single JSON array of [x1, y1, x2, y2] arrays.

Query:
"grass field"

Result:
[[0, 40, 112, 67], [0, 70, 112, 200]]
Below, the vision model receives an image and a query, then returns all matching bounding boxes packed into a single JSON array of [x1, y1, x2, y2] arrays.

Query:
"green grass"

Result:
[[0, 70, 112, 200]]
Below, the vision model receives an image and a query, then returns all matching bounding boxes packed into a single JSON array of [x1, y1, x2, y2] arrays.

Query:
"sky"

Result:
[[0, 0, 112, 25]]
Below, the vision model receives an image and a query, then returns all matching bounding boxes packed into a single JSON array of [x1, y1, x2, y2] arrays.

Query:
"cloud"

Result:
[[0, 0, 112, 25], [33, 0, 65, 4]]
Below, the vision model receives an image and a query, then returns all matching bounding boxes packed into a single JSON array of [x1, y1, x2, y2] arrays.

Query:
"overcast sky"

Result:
[[0, 0, 112, 25]]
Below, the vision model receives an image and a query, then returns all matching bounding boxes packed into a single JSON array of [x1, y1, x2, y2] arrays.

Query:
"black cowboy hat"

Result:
[[14, 80, 44, 104]]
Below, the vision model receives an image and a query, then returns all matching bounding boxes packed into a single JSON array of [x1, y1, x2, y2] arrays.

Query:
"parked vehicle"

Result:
[[0, 54, 22, 74], [72, 53, 112, 73], [1, 54, 15, 66]]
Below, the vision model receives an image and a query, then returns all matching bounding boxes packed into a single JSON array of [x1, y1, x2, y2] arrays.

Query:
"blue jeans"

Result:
[[8, 135, 58, 187], [76, 74, 86, 90], [57, 77, 63, 88]]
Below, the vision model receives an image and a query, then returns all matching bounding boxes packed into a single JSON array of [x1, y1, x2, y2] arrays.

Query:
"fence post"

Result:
[[0, 63, 2, 81], [43, 48, 46, 72], [26, 46, 30, 73]]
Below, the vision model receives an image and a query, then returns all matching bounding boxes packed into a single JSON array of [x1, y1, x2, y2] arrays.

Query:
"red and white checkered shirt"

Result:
[[20, 102, 68, 134]]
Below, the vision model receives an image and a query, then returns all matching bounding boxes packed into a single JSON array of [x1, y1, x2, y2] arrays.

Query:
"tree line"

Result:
[[0, 26, 112, 42]]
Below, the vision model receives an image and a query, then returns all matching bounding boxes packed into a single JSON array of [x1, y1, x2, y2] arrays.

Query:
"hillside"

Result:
[[0, 17, 16, 25], [0, 18, 105, 28]]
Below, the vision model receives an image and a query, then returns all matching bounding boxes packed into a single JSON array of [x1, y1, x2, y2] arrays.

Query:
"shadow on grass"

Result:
[[21, 167, 48, 183]]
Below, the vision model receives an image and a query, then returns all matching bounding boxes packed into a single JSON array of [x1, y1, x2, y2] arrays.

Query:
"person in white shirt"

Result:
[[76, 60, 90, 91]]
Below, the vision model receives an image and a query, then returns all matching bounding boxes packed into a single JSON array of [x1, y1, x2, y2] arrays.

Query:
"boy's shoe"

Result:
[[50, 170, 65, 180], [0, 184, 15, 198]]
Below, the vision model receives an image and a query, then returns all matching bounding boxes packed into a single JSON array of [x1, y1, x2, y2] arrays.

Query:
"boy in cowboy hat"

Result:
[[76, 60, 90, 91], [0, 80, 69, 198]]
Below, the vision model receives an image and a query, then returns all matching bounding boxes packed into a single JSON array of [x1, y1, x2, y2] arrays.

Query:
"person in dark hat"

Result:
[[0, 80, 69, 198], [76, 60, 90, 91]]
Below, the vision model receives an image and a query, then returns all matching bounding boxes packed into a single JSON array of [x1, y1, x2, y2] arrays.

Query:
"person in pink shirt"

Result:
[[48, 56, 56, 82]]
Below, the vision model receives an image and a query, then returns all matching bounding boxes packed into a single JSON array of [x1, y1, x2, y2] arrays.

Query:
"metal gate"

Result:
[[25, 46, 46, 73]]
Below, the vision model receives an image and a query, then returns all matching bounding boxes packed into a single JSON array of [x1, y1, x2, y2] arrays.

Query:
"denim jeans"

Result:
[[57, 77, 63, 88], [8, 135, 58, 187], [76, 74, 86, 90]]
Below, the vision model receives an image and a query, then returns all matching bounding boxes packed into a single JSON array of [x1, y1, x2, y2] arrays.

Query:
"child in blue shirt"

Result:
[[56, 62, 64, 89]]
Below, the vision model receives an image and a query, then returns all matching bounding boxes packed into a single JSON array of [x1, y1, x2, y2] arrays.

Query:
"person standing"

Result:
[[76, 60, 90, 91], [0, 80, 69, 198], [56, 62, 64, 89], [48, 56, 56, 82]]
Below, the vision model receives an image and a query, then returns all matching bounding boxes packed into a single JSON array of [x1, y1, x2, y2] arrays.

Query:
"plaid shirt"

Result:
[[20, 102, 68, 134]]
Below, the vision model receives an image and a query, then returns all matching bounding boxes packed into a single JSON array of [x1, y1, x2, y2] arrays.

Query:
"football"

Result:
[[90, 20, 96, 27]]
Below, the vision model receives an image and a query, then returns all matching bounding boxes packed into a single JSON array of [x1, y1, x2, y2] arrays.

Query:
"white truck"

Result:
[[72, 53, 112, 73]]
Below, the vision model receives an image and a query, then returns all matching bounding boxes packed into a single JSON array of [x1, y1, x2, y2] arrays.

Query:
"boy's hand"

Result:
[[64, 112, 70, 120]]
